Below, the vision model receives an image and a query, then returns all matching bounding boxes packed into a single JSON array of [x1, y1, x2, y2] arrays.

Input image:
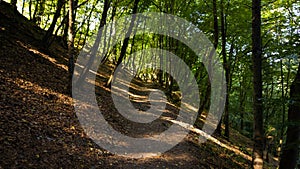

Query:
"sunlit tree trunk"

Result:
[[279, 62, 300, 169], [251, 0, 264, 168], [67, 0, 74, 93], [63, 0, 78, 47]]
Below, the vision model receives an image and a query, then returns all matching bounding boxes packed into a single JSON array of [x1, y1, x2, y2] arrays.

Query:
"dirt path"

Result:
[[0, 2, 262, 168]]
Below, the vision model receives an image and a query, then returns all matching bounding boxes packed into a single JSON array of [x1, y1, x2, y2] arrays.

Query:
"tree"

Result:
[[279, 62, 300, 169], [220, 0, 230, 139], [106, 0, 140, 87], [212, 0, 222, 136], [251, 0, 264, 168], [32, 0, 46, 24], [42, 0, 65, 47], [76, 0, 111, 86], [67, 0, 75, 93]]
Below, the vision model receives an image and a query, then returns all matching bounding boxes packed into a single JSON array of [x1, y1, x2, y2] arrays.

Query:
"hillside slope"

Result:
[[0, 2, 277, 168]]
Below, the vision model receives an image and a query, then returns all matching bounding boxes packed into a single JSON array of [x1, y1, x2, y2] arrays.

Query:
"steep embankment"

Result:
[[0, 2, 106, 168], [0, 1, 277, 168]]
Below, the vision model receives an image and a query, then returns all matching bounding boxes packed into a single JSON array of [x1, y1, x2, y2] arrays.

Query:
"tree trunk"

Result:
[[251, 0, 264, 168], [101, 3, 116, 64], [67, 0, 74, 94], [28, 0, 32, 20], [21, 0, 25, 14], [37, 0, 46, 25], [239, 76, 246, 131], [76, 0, 110, 86], [220, 0, 230, 139], [212, 0, 222, 135], [32, 0, 39, 23], [279, 62, 300, 169], [106, 0, 140, 87], [42, 0, 65, 47]]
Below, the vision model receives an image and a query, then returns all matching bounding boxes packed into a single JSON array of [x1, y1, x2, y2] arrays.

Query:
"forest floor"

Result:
[[0, 2, 278, 168]]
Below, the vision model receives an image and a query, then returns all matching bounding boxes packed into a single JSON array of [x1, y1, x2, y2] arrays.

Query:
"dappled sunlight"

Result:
[[75, 63, 101, 78], [116, 77, 148, 92], [1, 0, 296, 167], [180, 101, 199, 113], [161, 152, 198, 162], [162, 117, 252, 161], [6, 76, 71, 105], [70, 55, 253, 165], [17, 40, 68, 71], [111, 85, 148, 100]]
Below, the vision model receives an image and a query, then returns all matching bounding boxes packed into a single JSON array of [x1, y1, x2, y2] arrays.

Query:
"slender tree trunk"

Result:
[[220, 0, 230, 139], [67, 0, 74, 94], [106, 0, 140, 87], [278, 59, 291, 156], [101, 4, 116, 64], [159, 34, 163, 85], [21, 0, 25, 14], [63, 0, 78, 47], [279, 62, 300, 169], [252, 0, 264, 168], [124, 19, 140, 68], [37, 0, 45, 25], [239, 75, 246, 131], [29, 0, 32, 20], [279, 60, 286, 152], [32, 0, 39, 23], [42, 0, 65, 47], [63, 9, 69, 46], [212, 0, 222, 135], [55, 12, 68, 39], [76, 0, 110, 86], [43, 1, 53, 30]]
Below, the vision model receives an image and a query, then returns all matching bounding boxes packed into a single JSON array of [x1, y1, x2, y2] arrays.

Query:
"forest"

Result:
[[0, 0, 299, 168]]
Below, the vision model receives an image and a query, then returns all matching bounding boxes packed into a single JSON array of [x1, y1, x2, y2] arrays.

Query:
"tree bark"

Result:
[[279, 62, 300, 169], [251, 0, 264, 168], [67, 0, 74, 94]]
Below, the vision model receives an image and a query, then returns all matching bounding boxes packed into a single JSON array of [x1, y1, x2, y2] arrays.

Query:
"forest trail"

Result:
[[0, 2, 278, 168]]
